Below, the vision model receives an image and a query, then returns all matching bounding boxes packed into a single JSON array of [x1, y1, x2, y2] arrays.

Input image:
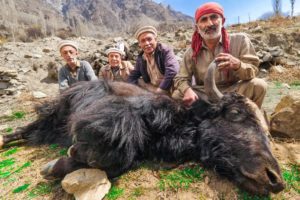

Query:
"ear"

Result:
[[222, 17, 226, 25]]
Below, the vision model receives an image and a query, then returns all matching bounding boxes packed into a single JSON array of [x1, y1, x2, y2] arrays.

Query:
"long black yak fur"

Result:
[[3, 79, 285, 196]]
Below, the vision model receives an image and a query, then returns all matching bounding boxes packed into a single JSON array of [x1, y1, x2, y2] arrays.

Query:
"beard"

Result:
[[198, 23, 222, 40]]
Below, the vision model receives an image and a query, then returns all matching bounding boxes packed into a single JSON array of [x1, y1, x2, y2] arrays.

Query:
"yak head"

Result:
[[192, 61, 285, 196]]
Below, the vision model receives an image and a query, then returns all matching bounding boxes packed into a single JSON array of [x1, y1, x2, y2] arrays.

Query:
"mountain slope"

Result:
[[0, 0, 193, 39]]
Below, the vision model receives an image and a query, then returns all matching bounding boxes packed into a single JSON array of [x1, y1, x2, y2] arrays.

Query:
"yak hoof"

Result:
[[40, 158, 60, 180], [0, 135, 3, 149]]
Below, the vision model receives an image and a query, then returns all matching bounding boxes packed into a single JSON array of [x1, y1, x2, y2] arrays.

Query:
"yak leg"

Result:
[[40, 157, 89, 180], [0, 131, 24, 149]]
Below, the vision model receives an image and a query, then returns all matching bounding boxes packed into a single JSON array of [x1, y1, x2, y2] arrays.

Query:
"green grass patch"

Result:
[[59, 148, 68, 156], [274, 81, 282, 88], [106, 186, 124, 200], [10, 111, 26, 120], [158, 165, 205, 191], [283, 165, 300, 193], [0, 158, 16, 170], [130, 187, 144, 198], [2, 147, 19, 157], [13, 183, 30, 193], [28, 182, 54, 198], [5, 127, 13, 133], [237, 190, 271, 200], [49, 144, 58, 150], [290, 81, 300, 86], [0, 160, 31, 178]]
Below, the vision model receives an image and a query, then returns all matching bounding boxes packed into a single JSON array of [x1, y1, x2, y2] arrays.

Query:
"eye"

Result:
[[229, 109, 240, 115], [225, 108, 246, 122]]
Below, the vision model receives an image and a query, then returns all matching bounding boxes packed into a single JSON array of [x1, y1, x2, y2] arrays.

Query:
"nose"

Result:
[[265, 168, 285, 193]]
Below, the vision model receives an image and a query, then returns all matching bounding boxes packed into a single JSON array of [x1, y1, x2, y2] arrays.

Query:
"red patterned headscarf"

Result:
[[192, 2, 230, 62]]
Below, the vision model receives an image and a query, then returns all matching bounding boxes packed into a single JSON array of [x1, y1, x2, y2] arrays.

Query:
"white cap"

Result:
[[105, 47, 125, 56], [58, 40, 79, 52]]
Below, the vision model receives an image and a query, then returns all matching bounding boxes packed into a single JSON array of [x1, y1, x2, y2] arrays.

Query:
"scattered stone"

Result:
[[62, 168, 111, 200], [270, 65, 286, 73], [0, 124, 8, 131], [271, 94, 300, 139], [0, 109, 12, 118], [43, 48, 51, 53], [32, 91, 47, 99]]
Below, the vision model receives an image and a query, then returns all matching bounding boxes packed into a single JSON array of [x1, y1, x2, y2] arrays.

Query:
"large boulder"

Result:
[[62, 168, 111, 200], [270, 94, 300, 139]]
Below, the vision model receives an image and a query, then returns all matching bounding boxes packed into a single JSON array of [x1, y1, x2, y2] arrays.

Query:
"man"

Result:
[[99, 47, 134, 82], [58, 40, 97, 92], [172, 2, 267, 108], [127, 26, 179, 94]]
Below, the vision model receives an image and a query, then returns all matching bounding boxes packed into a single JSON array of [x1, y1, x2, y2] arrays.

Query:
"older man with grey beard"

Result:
[[172, 2, 267, 108]]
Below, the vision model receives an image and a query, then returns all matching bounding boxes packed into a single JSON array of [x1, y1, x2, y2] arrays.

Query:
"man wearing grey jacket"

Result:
[[58, 40, 97, 92]]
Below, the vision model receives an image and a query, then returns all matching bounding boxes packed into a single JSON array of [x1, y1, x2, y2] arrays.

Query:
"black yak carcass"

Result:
[[0, 61, 285, 196]]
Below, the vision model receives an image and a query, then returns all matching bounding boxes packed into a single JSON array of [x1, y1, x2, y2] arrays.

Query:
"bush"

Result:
[[26, 25, 44, 40]]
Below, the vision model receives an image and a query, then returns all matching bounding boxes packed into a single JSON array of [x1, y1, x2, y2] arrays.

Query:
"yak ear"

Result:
[[190, 96, 223, 121]]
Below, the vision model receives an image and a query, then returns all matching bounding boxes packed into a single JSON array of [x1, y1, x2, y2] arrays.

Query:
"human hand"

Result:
[[155, 88, 168, 95], [215, 53, 241, 71], [182, 88, 198, 107]]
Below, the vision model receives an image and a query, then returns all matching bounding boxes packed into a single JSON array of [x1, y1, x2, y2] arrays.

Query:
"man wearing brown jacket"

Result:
[[172, 2, 267, 108]]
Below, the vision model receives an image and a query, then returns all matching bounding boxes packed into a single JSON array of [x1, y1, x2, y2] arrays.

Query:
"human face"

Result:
[[108, 52, 122, 67], [138, 32, 157, 55], [196, 13, 223, 41], [60, 45, 78, 66]]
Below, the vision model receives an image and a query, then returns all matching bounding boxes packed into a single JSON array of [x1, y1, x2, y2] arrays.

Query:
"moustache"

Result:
[[204, 25, 218, 33]]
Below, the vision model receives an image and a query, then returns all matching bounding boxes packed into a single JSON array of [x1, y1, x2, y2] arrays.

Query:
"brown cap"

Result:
[[134, 25, 157, 40]]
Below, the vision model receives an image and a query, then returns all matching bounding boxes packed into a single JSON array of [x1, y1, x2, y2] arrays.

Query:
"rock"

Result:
[[262, 52, 272, 62], [257, 68, 268, 78], [42, 48, 51, 53], [62, 168, 111, 200], [47, 62, 58, 80], [281, 83, 291, 89], [286, 61, 296, 67], [0, 110, 12, 118], [270, 94, 300, 139], [0, 124, 8, 131], [270, 65, 286, 73], [24, 54, 32, 58], [251, 26, 263, 33], [32, 91, 47, 99], [268, 46, 284, 57]]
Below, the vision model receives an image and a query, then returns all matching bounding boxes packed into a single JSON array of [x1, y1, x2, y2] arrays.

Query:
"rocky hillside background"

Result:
[[0, 16, 299, 98], [0, 0, 192, 41]]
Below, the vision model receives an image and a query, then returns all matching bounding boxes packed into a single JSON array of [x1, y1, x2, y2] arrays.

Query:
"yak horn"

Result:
[[204, 60, 224, 102]]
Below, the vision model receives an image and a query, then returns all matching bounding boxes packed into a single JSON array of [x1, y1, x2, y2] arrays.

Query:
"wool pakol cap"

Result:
[[58, 40, 79, 52], [195, 2, 224, 23], [134, 26, 157, 40], [105, 47, 125, 56]]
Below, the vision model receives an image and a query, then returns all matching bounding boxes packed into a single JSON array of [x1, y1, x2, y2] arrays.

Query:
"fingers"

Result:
[[217, 61, 230, 69]]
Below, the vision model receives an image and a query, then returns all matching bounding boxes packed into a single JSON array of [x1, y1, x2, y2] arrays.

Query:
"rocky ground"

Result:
[[0, 17, 299, 199]]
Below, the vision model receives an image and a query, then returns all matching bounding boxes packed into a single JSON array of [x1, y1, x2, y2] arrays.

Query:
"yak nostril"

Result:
[[266, 168, 278, 185], [265, 168, 285, 193]]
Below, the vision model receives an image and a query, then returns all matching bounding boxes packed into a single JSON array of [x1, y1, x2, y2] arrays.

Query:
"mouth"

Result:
[[204, 28, 217, 34]]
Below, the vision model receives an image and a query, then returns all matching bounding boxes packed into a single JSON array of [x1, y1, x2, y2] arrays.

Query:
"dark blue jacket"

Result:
[[128, 43, 179, 90]]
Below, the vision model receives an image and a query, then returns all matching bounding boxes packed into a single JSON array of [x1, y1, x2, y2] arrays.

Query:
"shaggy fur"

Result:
[[1, 80, 285, 196]]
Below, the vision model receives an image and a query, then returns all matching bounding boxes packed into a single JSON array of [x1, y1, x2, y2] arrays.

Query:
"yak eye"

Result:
[[230, 109, 239, 115], [225, 108, 245, 122]]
